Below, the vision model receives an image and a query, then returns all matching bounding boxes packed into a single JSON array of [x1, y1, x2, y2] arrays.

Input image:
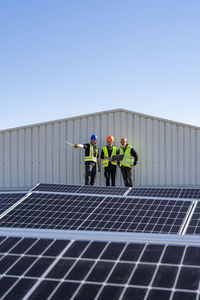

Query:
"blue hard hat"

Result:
[[91, 134, 97, 140]]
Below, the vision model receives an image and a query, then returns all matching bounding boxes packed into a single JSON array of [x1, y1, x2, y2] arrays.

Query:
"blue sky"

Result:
[[0, 0, 200, 130]]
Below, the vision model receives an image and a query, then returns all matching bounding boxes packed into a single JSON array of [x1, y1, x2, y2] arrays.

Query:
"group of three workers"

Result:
[[74, 135, 138, 187]]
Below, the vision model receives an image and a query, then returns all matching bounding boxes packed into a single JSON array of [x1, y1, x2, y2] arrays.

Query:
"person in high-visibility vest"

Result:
[[75, 134, 100, 185], [101, 136, 117, 186], [118, 137, 138, 187]]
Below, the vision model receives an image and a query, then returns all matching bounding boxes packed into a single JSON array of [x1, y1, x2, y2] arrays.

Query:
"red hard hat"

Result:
[[107, 136, 114, 142]]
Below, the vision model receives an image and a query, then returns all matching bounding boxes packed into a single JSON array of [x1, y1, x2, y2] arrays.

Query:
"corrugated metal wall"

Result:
[[0, 109, 200, 189]]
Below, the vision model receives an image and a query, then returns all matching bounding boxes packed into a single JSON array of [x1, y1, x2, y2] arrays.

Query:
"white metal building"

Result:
[[0, 108, 200, 190]]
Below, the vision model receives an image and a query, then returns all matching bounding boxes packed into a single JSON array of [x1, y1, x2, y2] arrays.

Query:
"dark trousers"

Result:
[[85, 163, 96, 185], [104, 165, 117, 186], [121, 166, 133, 187]]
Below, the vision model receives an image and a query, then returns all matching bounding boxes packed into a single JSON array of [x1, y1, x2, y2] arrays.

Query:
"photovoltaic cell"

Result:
[[0, 193, 192, 234], [31, 183, 82, 193], [0, 236, 200, 299], [0, 193, 25, 215], [185, 201, 200, 235]]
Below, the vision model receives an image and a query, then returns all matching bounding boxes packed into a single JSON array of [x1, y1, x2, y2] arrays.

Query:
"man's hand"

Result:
[[74, 144, 79, 148]]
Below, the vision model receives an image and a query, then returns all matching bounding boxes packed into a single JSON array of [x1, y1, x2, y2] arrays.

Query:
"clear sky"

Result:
[[0, 0, 200, 130]]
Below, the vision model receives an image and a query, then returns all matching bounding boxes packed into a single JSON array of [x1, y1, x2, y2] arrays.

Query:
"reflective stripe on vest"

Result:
[[102, 146, 117, 167], [119, 145, 134, 168], [85, 145, 98, 163]]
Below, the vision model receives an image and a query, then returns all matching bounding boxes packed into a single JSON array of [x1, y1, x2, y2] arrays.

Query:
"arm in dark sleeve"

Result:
[[131, 147, 138, 166], [100, 149, 104, 159], [116, 149, 120, 167], [83, 143, 89, 149]]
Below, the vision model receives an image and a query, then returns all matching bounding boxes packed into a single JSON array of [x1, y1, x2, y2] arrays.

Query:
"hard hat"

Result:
[[91, 134, 97, 140], [107, 136, 114, 142]]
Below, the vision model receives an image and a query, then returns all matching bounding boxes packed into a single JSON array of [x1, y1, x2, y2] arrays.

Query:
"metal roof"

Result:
[[1, 108, 200, 133]]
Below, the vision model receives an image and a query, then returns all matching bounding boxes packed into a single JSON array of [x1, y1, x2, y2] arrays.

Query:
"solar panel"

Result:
[[31, 184, 200, 201], [31, 183, 82, 193], [0, 236, 199, 300], [0, 193, 26, 216], [127, 187, 182, 198], [0, 193, 193, 234], [185, 201, 200, 235], [179, 188, 200, 199], [78, 197, 192, 234], [0, 193, 106, 230], [32, 183, 129, 196], [77, 185, 129, 196]]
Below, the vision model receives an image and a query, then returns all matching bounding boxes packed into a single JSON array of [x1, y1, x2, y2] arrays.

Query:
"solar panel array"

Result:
[[0, 193, 193, 234], [1, 183, 200, 299], [0, 185, 200, 235], [32, 183, 200, 199], [0, 193, 25, 215], [0, 236, 200, 300]]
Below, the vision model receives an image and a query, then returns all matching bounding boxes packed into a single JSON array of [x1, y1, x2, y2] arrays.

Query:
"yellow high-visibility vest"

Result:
[[102, 146, 117, 167], [119, 145, 134, 168], [85, 145, 98, 163]]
